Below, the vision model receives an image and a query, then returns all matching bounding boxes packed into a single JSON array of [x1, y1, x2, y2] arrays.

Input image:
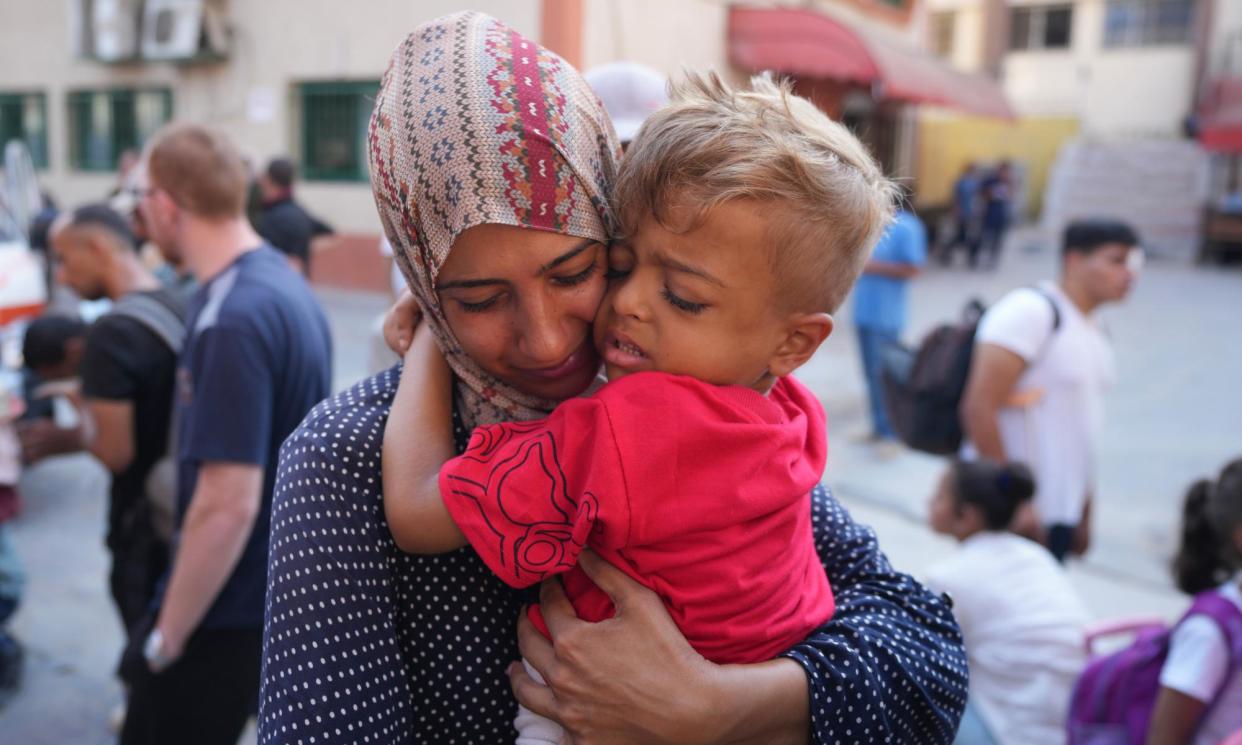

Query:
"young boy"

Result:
[[382, 71, 894, 743]]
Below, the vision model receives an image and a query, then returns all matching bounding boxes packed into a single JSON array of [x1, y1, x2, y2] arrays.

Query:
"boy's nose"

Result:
[[609, 271, 648, 321]]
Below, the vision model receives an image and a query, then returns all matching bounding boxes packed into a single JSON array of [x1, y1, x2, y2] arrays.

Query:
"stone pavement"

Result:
[[2, 235, 1238, 741]]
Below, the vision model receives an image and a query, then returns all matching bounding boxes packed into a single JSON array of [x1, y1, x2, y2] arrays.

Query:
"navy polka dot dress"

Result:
[[259, 368, 968, 744]]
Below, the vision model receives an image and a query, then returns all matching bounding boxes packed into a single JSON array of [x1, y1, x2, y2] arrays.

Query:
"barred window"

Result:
[[1010, 5, 1074, 51], [0, 92, 49, 169], [1104, 0, 1194, 47], [67, 88, 172, 171], [931, 11, 956, 58], [299, 81, 380, 182]]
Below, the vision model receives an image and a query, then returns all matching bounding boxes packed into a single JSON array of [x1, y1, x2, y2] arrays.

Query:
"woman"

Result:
[[259, 12, 967, 744], [926, 459, 1088, 745]]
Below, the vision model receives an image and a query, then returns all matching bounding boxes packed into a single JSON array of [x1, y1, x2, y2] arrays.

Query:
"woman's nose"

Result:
[[517, 292, 574, 365]]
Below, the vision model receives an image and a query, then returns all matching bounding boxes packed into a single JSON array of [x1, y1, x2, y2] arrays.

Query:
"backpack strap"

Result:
[[1181, 589, 1242, 718], [1028, 285, 1062, 333], [1015, 285, 1062, 369], [108, 292, 186, 356]]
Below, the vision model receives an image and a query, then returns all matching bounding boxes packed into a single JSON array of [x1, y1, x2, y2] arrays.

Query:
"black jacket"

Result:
[[255, 197, 333, 270]]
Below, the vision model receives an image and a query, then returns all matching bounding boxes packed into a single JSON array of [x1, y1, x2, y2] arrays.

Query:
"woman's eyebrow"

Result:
[[537, 239, 598, 274], [435, 277, 506, 291], [435, 239, 598, 290]]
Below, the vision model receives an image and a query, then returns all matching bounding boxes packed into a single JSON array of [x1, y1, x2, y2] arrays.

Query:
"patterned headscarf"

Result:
[[369, 11, 620, 428]]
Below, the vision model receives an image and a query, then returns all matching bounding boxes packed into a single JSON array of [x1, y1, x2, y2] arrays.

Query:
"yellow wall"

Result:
[[917, 113, 1080, 216]]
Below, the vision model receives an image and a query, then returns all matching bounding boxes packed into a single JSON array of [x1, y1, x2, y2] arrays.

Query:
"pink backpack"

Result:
[[1068, 590, 1242, 745]]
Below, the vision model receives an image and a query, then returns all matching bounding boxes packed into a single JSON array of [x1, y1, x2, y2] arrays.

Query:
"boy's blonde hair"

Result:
[[615, 71, 896, 313]]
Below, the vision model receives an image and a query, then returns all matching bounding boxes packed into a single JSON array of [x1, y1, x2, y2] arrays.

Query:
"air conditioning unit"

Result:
[[92, 0, 142, 62], [141, 0, 229, 61]]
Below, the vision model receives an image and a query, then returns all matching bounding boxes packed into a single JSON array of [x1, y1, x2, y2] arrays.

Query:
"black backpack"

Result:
[[880, 287, 1060, 455]]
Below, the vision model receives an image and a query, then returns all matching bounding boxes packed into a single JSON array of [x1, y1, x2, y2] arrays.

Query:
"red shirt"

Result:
[[440, 372, 833, 664]]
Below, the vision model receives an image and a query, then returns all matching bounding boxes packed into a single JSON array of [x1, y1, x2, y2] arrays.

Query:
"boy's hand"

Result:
[[406, 324, 451, 384], [384, 288, 423, 356]]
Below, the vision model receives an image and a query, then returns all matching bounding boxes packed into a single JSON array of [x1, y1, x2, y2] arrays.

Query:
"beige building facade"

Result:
[[0, 0, 543, 234], [3, 0, 1007, 284], [1, 0, 945, 241], [924, 0, 1212, 137]]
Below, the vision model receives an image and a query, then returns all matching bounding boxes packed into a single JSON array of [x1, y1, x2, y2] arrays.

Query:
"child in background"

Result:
[[1148, 459, 1242, 745], [382, 71, 894, 744], [15, 315, 87, 463], [926, 459, 1088, 745]]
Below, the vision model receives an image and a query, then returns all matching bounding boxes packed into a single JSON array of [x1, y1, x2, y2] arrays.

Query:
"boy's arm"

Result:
[[381, 325, 466, 554]]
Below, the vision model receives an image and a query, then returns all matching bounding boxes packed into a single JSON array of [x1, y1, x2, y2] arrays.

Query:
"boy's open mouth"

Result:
[[612, 337, 645, 357], [602, 330, 649, 369]]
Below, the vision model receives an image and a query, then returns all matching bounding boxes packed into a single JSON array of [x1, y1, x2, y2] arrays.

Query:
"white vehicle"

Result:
[[0, 141, 49, 328]]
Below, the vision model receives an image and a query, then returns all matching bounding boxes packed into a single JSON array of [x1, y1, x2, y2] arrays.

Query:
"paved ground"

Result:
[[2, 230, 1236, 741]]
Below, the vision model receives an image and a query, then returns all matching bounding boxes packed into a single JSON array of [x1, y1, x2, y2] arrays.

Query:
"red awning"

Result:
[[728, 6, 1014, 120], [1199, 77, 1242, 152]]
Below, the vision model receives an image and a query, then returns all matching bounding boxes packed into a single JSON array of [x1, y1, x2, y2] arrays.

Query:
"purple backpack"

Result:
[[1068, 590, 1242, 745]]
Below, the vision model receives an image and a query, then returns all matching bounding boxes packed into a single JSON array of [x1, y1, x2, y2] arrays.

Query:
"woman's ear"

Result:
[[766, 312, 833, 379]]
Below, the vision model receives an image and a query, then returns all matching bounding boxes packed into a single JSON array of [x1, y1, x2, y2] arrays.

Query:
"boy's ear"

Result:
[[767, 312, 833, 379]]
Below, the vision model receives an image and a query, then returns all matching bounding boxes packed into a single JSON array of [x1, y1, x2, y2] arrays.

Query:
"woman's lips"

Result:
[[521, 340, 598, 381], [601, 330, 648, 369]]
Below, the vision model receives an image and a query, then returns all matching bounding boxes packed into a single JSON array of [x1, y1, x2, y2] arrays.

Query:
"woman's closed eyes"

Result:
[[451, 257, 602, 314]]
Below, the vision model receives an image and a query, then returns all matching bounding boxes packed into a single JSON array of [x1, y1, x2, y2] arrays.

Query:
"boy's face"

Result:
[[593, 199, 793, 391], [1066, 242, 1138, 305], [51, 227, 107, 301]]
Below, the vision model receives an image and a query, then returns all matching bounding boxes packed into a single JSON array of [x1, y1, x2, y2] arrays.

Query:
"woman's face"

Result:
[[436, 223, 608, 401]]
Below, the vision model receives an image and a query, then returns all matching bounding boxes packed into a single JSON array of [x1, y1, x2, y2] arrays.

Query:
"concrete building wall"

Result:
[[1002, 0, 1195, 137], [580, 0, 732, 79], [4, 0, 948, 245], [0, 0, 541, 233]]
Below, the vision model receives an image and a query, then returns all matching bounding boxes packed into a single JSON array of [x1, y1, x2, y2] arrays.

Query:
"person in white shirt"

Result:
[[1150, 459, 1242, 745], [960, 219, 1141, 561], [926, 458, 1090, 745]]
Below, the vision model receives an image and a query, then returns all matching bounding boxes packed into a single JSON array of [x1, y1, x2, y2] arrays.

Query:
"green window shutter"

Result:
[[0, 93, 49, 169], [68, 88, 173, 172], [300, 81, 380, 182]]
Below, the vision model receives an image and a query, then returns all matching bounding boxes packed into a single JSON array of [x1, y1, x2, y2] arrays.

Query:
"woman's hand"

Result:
[[383, 288, 423, 356], [510, 551, 809, 745]]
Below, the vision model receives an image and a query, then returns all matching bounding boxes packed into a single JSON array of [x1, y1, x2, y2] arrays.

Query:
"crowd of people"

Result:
[[0, 9, 1236, 745]]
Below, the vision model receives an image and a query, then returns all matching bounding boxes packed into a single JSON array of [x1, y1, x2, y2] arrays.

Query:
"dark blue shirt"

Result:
[[259, 367, 968, 744], [981, 173, 1012, 227], [174, 246, 331, 630], [953, 174, 977, 214]]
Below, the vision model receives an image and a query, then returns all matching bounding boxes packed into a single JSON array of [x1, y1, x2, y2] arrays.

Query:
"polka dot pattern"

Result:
[[786, 484, 969, 743], [259, 368, 968, 744]]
